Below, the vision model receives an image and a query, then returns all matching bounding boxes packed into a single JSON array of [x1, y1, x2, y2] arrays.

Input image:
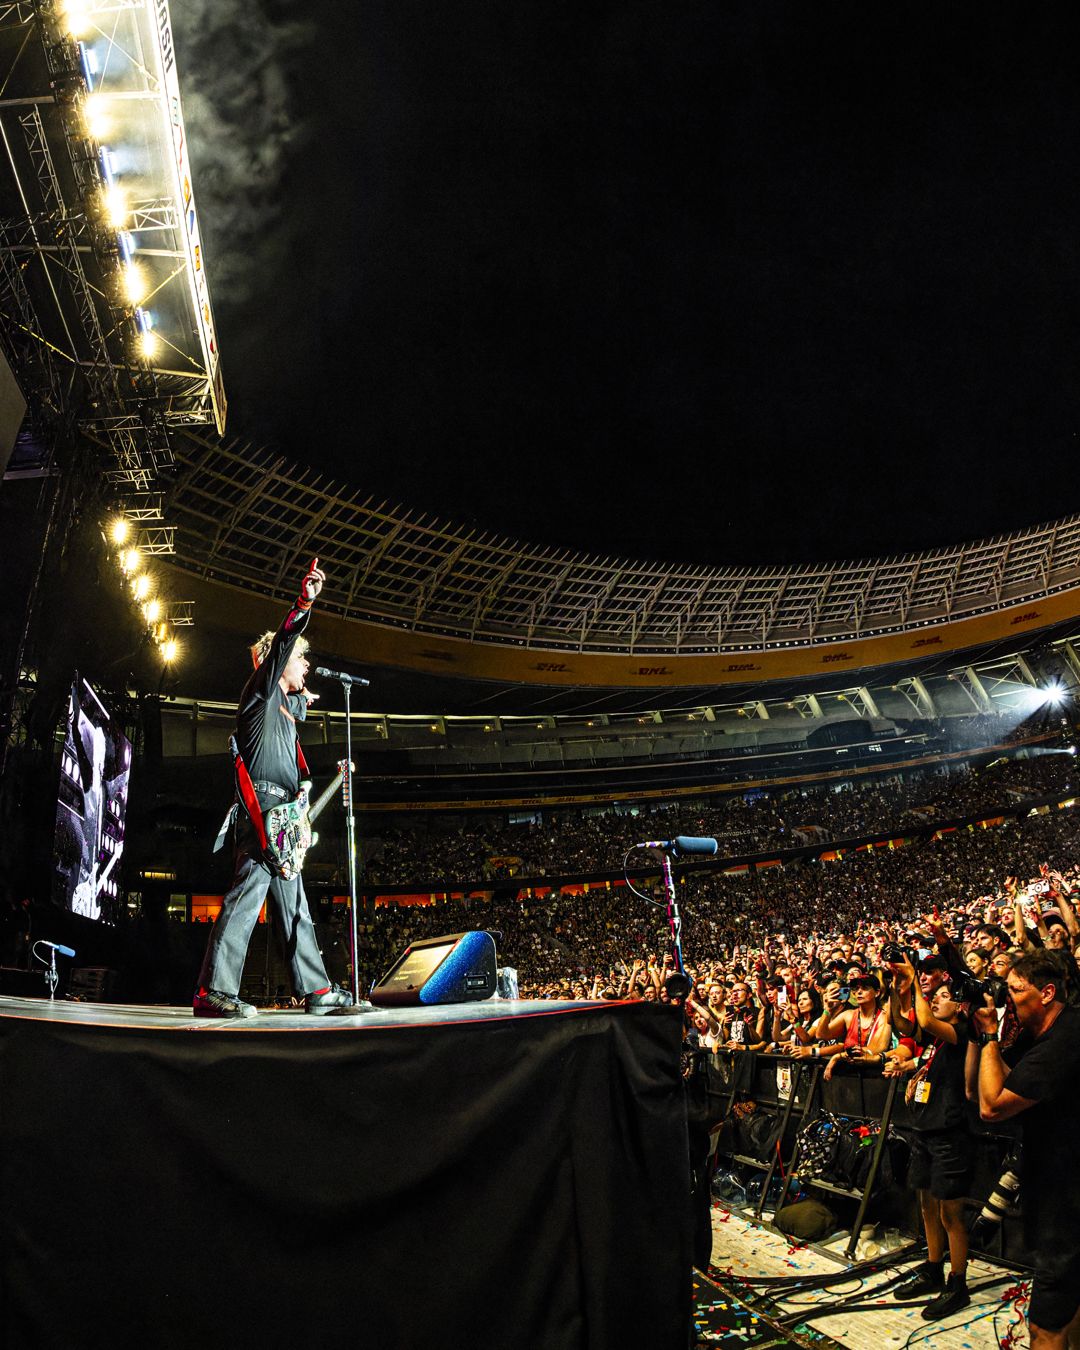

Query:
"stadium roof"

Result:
[[157, 431, 1080, 710]]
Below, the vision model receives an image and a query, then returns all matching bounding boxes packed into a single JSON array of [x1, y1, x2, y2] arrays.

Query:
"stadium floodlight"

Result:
[[103, 184, 128, 228], [61, 0, 93, 38], [122, 263, 148, 306], [83, 92, 110, 141], [137, 329, 159, 360], [1021, 682, 1068, 711]]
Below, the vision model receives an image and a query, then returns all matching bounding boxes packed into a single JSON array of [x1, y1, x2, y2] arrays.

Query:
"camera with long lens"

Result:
[[970, 1145, 1022, 1245], [950, 972, 1010, 1007]]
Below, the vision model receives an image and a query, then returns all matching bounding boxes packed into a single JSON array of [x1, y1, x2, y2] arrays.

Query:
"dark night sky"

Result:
[[174, 2, 1080, 569]]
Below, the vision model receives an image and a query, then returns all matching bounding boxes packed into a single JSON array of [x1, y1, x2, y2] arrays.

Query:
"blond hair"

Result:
[[251, 631, 309, 668]]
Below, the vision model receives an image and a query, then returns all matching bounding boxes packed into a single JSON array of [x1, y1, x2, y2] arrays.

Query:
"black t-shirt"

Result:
[[1005, 1002, 1080, 1246], [909, 1016, 969, 1133], [728, 1010, 754, 1044], [236, 602, 311, 803]]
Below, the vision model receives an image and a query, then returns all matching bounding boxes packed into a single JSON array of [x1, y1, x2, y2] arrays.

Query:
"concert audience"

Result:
[[348, 751, 1080, 1334], [358, 752, 1078, 885], [357, 805, 1080, 1000]]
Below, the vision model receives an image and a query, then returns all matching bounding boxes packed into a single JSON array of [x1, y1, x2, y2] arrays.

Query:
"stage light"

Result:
[[122, 263, 148, 305], [120, 547, 140, 573], [144, 598, 162, 625], [61, 0, 93, 38], [103, 184, 128, 228], [1045, 684, 1066, 706], [132, 573, 151, 601], [83, 93, 110, 141], [137, 329, 159, 360], [162, 638, 178, 664], [110, 516, 130, 545]]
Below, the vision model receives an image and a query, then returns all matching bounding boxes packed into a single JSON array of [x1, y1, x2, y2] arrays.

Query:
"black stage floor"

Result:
[[0, 993, 691, 1350]]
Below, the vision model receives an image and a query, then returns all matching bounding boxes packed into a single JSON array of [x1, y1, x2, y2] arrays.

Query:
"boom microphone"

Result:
[[315, 667, 371, 686], [635, 836, 718, 856], [39, 941, 76, 958]]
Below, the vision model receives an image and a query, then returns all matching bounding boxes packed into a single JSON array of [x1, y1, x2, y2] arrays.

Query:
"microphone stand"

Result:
[[657, 850, 688, 993], [31, 941, 63, 1000], [322, 672, 365, 1006]]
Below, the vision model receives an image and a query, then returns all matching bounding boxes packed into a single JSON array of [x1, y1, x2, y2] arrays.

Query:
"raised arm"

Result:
[[973, 995, 1034, 1123], [813, 983, 851, 1041], [903, 953, 959, 1045], [1051, 882, 1080, 943], [888, 979, 916, 1039], [251, 559, 325, 697]]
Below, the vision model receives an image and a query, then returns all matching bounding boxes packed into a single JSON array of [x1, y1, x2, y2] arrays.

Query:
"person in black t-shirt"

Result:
[[193, 560, 354, 1019], [977, 951, 1080, 1350], [722, 981, 764, 1051], [891, 952, 972, 1320]]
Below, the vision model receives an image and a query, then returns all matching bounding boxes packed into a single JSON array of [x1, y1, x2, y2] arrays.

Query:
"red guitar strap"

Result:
[[229, 736, 270, 854], [296, 740, 309, 778]]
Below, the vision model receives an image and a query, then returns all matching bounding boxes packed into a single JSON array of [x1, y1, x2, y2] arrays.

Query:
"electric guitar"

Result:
[[263, 759, 352, 880]]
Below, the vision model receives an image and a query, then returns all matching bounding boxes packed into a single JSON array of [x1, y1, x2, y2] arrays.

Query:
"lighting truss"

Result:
[[0, 0, 224, 521]]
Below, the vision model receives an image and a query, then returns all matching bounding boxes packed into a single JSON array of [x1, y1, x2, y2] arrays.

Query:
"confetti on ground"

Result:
[[704, 1203, 1026, 1350]]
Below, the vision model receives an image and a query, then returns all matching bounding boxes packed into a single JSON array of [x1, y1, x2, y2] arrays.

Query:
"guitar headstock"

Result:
[[336, 759, 356, 774]]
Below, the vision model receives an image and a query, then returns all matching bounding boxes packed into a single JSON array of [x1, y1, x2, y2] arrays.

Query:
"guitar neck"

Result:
[[308, 767, 346, 825]]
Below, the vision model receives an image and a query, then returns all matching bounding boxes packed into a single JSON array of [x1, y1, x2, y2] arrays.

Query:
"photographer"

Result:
[[891, 953, 973, 1319], [976, 952, 1080, 1350], [878, 938, 919, 1039]]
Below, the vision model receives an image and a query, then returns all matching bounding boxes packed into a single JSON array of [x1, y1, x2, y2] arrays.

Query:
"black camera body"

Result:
[[881, 941, 917, 963], [951, 972, 1009, 1008]]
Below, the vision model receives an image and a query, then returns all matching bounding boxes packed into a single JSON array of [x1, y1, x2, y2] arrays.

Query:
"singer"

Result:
[[193, 559, 353, 1018]]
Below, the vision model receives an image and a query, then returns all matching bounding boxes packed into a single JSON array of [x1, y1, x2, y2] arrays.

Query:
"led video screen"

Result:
[[53, 676, 130, 924]]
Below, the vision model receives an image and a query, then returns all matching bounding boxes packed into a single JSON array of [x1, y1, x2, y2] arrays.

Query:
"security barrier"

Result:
[[706, 1049, 1032, 1268]]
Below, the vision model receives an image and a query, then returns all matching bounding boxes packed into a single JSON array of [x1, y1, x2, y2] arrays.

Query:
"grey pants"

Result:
[[197, 816, 330, 997]]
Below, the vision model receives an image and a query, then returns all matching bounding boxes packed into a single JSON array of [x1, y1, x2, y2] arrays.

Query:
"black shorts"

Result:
[[907, 1128, 972, 1201], [1029, 1246, 1080, 1333]]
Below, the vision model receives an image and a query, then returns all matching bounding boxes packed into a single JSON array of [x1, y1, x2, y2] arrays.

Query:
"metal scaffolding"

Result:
[[0, 0, 223, 511]]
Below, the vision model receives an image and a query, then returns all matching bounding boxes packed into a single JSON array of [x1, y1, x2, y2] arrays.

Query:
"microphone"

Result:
[[39, 941, 76, 958], [635, 836, 718, 856], [664, 970, 692, 1000], [315, 666, 371, 686]]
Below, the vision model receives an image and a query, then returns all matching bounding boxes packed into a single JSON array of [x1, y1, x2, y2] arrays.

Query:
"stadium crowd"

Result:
[[362, 807, 1080, 996], [358, 795, 1080, 1341], [358, 752, 1078, 884]]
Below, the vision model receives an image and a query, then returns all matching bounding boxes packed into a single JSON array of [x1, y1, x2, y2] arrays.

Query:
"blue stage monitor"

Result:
[[370, 931, 497, 1008]]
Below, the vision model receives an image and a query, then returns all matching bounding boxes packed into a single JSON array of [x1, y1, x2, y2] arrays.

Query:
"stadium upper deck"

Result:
[[164, 432, 1080, 697]]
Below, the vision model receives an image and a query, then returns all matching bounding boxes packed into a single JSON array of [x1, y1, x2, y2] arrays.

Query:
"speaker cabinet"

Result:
[[370, 931, 497, 1008]]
